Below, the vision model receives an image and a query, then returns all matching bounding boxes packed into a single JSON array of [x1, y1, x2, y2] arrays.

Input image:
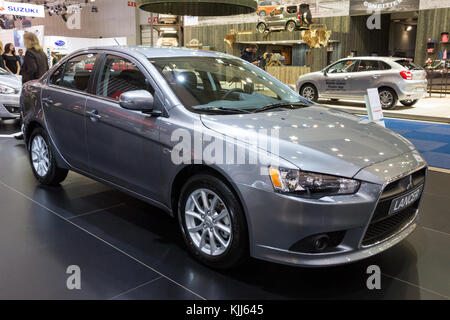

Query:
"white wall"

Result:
[[23, 0, 140, 45]]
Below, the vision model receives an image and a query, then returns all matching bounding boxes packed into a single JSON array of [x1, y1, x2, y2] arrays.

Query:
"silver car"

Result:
[[296, 57, 428, 109], [0, 67, 22, 121], [21, 47, 427, 268]]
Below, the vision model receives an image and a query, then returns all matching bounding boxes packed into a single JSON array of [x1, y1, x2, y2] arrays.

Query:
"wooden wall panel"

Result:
[[415, 8, 450, 66]]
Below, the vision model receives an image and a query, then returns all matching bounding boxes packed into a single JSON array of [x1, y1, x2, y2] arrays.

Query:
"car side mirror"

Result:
[[119, 90, 159, 115], [323, 69, 328, 76]]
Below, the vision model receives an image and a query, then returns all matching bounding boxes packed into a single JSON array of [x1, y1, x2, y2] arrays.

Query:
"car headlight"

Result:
[[0, 85, 16, 95], [269, 167, 360, 197]]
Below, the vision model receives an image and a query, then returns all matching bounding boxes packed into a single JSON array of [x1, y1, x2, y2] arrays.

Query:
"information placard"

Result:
[[365, 88, 385, 127]]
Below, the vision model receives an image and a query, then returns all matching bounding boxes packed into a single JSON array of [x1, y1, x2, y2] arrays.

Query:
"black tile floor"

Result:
[[0, 119, 449, 300]]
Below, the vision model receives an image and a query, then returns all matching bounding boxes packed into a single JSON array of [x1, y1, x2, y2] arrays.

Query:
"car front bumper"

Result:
[[0, 93, 21, 119], [237, 157, 426, 267]]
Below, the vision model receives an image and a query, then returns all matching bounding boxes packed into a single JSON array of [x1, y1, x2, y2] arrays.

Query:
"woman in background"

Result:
[[3, 43, 20, 75], [14, 33, 49, 141], [22, 32, 48, 84]]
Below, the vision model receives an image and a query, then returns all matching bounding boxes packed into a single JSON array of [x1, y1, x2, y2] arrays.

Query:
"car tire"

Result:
[[28, 127, 69, 186], [300, 84, 318, 102], [378, 87, 398, 110], [400, 99, 418, 107], [178, 174, 248, 269], [257, 22, 267, 34], [286, 21, 296, 32]]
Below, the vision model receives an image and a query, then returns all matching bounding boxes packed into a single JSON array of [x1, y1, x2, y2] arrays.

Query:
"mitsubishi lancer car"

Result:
[[296, 57, 428, 109], [21, 47, 427, 269]]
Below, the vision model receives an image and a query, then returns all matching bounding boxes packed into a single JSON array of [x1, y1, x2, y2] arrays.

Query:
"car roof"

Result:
[[81, 46, 235, 59], [339, 56, 409, 62]]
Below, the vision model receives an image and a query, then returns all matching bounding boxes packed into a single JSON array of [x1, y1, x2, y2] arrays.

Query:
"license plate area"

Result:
[[388, 186, 423, 216]]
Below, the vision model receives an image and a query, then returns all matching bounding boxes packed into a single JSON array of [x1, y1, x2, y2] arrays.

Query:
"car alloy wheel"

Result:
[[286, 21, 296, 32], [184, 188, 232, 256], [302, 86, 316, 101], [31, 135, 50, 178], [257, 23, 266, 33]]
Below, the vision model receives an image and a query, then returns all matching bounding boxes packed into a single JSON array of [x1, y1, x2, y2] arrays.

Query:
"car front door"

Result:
[[85, 53, 164, 200], [322, 59, 359, 98], [41, 53, 98, 171]]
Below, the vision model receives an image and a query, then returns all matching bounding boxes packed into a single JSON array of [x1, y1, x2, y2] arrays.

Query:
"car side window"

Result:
[[271, 7, 283, 15], [286, 6, 297, 14], [357, 60, 380, 72], [96, 55, 155, 101], [327, 60, 358, 73], [60, 54, 97, 92], [50, 63, 65, 86], [379, 61, 392, 70]]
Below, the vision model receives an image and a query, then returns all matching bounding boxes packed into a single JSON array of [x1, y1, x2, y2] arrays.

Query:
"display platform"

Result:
[[322, 95, 450, 124], [0, 119, 449, 300]]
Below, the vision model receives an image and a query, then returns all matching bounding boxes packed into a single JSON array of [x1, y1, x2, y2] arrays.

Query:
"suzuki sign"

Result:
[[0, 0, 45, 18]]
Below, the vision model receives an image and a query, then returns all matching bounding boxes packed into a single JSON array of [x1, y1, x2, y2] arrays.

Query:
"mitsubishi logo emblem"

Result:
[[406, 175, 414, 190]]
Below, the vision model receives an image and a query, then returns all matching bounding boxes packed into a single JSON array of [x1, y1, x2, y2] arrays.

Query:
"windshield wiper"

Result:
[[253, 102, 309, 113], [194, 106, 253, 114]]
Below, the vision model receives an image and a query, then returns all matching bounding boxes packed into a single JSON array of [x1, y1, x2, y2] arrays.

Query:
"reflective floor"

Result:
[[0, 119, 449, 300]]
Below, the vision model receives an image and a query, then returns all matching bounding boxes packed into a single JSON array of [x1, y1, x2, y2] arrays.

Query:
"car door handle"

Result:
[[344, 76, 351, 80], [42, 97, 54, 105], [372, 74, 381, 79], [87, 110, 102, 121]]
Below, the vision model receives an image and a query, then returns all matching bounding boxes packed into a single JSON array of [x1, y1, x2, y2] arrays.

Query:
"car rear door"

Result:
[[349, 59, 385, 96], [41, 52, 99, 171], [85, 53, 165, 200]]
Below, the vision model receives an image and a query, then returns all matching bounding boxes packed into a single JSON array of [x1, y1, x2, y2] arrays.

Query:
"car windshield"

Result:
[[395, 59, 423, 71], [150, 57, 305, 114]]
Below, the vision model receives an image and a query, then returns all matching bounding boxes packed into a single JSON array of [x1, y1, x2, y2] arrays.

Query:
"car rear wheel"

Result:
[[378, 88, 398, 110], [286, 21, 296, 32], [400, 99, 418, 107], [301, 84, 318, 102], [29, 127, 68, 186], [257, 22, 266, 34], [178, 174, 248, 269]]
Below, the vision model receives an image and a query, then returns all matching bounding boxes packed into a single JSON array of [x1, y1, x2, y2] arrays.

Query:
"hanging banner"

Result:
[[419, 0, 450, 9], [0, 0, 45, 18], [350, 0, 420, 15]]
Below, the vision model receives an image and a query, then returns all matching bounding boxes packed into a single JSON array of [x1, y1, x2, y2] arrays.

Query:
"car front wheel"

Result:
[[257, 22, 266, 34], [29, 127, 68, 185], [301, 84, 318, 102], [178, 174, 248, 269]]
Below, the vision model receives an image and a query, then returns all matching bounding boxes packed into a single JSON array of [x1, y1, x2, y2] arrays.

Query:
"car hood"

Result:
[[200, 105, 416, 178], [0, 74, 22, 89]]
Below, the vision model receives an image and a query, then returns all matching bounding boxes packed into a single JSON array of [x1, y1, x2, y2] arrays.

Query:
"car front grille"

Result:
[[361, 168, 426, 247]]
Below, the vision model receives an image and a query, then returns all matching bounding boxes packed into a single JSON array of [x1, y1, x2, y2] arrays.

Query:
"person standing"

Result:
[[3, 43, 21, 75], [241, 44, 259, 66], [21, 33, 49, 84], [18, 49, 25, 68], [15, 33, 49, 141]]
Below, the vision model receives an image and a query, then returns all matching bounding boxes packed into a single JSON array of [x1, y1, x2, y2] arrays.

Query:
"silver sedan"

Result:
[[0, 68, 22, 121], [21, 47, 427, 268], [296, 57, 428, 109]]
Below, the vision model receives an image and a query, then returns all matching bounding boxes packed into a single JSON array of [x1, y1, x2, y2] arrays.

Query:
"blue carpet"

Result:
[[383, 118, 450, 170]]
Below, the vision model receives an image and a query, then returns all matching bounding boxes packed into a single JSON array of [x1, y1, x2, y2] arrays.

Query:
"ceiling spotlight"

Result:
[[406, 25, 413, 32]]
